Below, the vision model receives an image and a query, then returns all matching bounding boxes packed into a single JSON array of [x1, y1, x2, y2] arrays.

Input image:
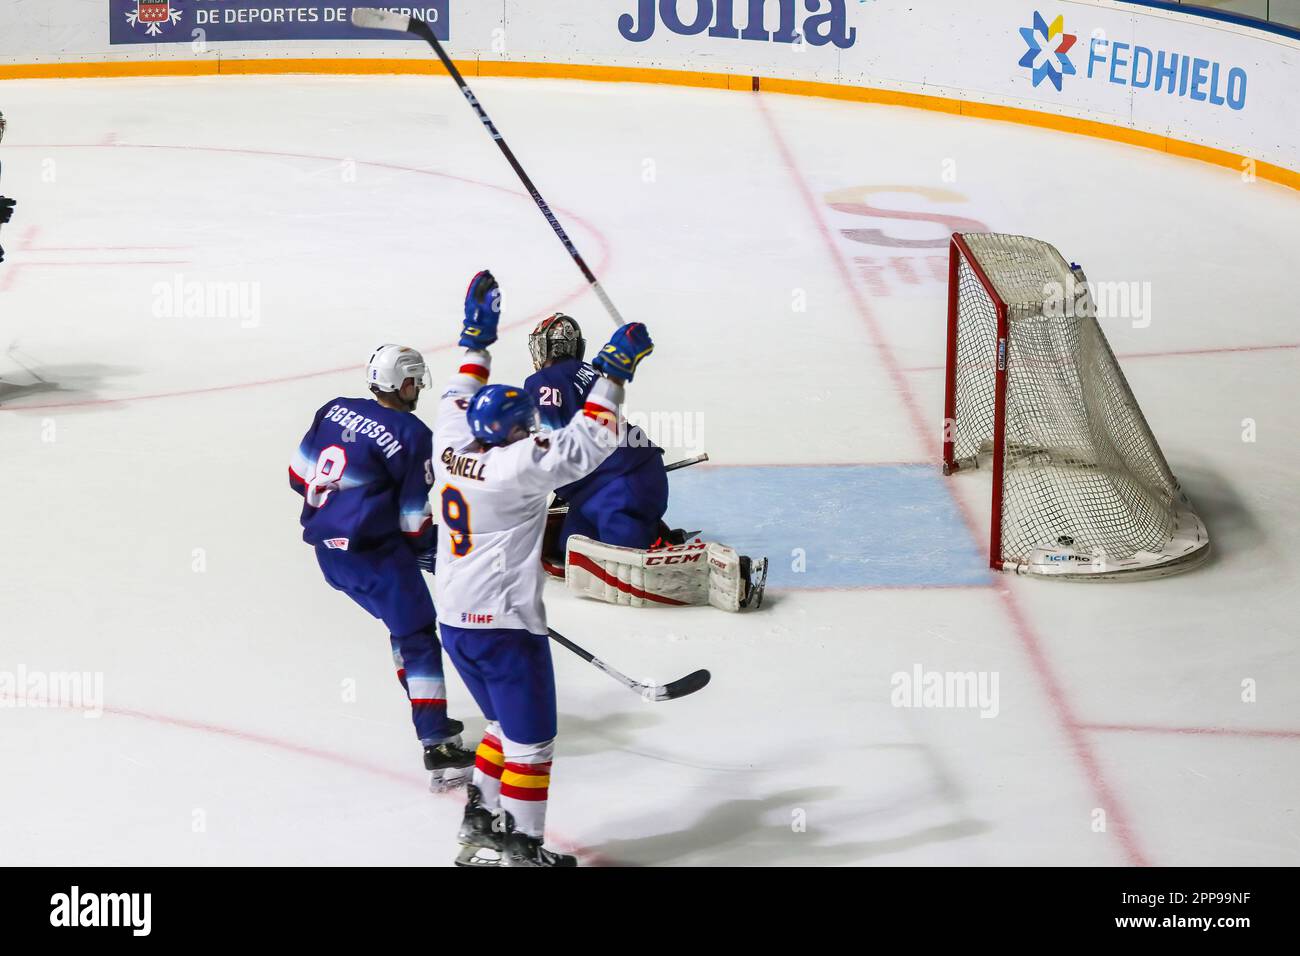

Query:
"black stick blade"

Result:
[[351, 8, 412, 32], [655, 669, 711, 701]]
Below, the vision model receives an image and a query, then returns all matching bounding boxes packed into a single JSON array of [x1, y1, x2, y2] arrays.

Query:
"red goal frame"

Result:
[[942, 232, 1009, 572]]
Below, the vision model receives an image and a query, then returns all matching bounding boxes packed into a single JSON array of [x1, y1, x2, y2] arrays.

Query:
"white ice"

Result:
[[0, 75, 1297, 866]]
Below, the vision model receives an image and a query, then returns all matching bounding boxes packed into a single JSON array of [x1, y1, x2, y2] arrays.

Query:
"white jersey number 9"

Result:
[[441, 485, 473, 557]]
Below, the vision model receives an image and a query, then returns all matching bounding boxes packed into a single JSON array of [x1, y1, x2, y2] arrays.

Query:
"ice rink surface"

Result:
[[1, 75, 1297, 866]]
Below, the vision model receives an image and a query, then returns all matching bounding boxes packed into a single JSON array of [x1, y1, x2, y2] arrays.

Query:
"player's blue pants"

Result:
[[441, 625, 558, 836], [560, 458, 669, 552], [438, 626, 557, 745], [315, 542, 453, 745]]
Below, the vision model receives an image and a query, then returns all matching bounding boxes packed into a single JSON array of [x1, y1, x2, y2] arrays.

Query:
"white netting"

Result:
[[948, 233, 1209, 578]]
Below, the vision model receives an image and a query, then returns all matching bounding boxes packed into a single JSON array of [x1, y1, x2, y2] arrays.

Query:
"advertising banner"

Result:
[[108, 1, 448, 45], [0, 2, 1286, 173]]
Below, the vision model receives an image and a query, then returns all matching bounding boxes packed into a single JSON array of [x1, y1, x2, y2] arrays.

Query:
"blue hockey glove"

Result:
[[593, 323, 654, 383], [460, 270, 501, 350]]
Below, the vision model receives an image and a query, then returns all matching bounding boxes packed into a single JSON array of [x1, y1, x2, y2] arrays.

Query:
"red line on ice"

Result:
[[0, 224, 195, 292], [900, 341, 1300, 373], [755, 92, 1150, 866], [23, 246, 192, 252], [693, 460, 935, 469], [0, 143, 613, 413], [3, 695, 608, 866], [0, 261, 193, 293], [10, 260, 190, 267], [1081, 722, 1300, 741], [788, 582, 993, 593]]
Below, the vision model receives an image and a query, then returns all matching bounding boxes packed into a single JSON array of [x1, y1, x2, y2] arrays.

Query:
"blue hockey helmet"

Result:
[[468, 384, 540, 446]]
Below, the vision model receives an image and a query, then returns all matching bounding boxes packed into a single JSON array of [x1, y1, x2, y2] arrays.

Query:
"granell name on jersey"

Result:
[[441, 446, 487, 481], [325, 404, 405, 458]]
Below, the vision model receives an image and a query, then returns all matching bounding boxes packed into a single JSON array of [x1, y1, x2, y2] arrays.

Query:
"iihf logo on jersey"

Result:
[[1018, 12, 1077, 91], [124, 1, 183, 37]]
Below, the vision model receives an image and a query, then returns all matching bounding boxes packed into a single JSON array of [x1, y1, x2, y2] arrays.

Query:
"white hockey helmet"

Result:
[[367, 344, 431, 394]]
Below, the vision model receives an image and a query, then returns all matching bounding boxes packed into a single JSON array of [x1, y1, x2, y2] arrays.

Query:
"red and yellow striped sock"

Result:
[[499, 737, 555, 839], [473, 724, 504, 809]]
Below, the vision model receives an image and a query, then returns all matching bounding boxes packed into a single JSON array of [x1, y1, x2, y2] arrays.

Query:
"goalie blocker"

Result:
[[565, 536, 768, 612]]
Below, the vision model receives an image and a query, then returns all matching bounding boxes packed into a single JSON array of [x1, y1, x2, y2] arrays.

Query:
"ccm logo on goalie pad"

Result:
[[646, 541, 707, 568], [646, 553, 703, 566], [647, 541, 707, 557]]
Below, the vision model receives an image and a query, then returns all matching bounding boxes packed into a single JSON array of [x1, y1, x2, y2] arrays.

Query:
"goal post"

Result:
[[942, 232, 1210, 580]]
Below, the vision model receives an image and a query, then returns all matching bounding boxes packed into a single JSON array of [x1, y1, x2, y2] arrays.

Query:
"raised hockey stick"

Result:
[[547, 628, 711, 702], [0, 111, 9, 261], [351, 8, 626, 327], [548, 453, 709, 517]]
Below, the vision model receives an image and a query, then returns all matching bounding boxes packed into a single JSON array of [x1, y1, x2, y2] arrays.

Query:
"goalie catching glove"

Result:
[[565, 536, 767, 612]]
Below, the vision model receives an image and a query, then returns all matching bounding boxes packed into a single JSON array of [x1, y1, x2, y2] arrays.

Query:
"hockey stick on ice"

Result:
[[547, 453, 709, 517], [6, 345, 48, 386], [663, 452, 711, 474], [547, 628, 711, 702], [351, 7, 626, 327]]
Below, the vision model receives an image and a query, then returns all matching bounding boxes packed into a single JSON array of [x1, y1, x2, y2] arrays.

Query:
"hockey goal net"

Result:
[[943, 233, 1209, 579]]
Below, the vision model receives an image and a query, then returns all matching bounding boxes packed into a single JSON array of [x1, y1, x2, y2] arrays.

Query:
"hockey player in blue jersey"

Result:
[[289, 344, 475, 789], [526, 312, 769, 613], [524, 313, 681, 569]]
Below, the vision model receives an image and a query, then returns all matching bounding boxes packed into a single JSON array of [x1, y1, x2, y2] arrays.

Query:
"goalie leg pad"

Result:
[[564, 536, 750, 612]]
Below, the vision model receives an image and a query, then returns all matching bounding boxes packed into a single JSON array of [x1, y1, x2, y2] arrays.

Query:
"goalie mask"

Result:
[[528, 313, 585, 370], [367, 344, 430, 410]]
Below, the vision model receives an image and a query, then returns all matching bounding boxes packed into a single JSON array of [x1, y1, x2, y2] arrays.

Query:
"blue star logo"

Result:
[[1019, 11, 1078, 92]]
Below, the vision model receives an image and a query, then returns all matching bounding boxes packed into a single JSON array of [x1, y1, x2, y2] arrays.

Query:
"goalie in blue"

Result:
[[523, 313, 683, 569]]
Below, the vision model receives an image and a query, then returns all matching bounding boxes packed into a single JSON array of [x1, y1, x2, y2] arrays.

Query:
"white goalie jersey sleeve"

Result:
[[565, 536, 751, 612]]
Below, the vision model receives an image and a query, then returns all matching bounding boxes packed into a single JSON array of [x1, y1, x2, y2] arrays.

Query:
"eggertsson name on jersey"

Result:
[[324, 404, 405, 459]]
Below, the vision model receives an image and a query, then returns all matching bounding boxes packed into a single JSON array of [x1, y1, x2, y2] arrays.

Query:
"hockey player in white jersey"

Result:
[[434, 270, 652, 867]]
